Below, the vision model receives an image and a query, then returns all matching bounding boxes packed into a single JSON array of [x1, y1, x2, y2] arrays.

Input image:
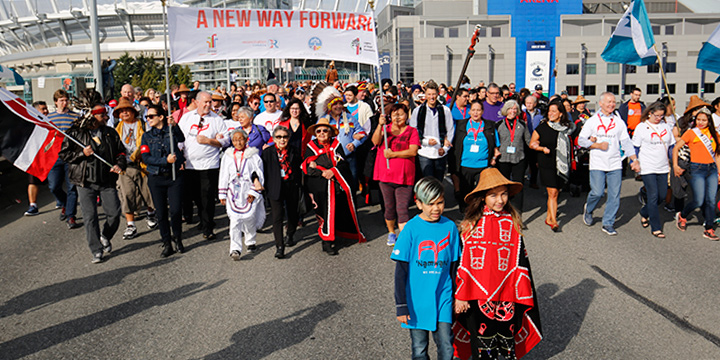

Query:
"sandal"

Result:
[[640, 217, 650, 228], [652, 231, 666, 238]]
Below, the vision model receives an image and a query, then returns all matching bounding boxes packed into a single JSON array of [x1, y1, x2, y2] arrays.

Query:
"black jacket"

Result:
[[261, 144, 302, 201], [59, 125, 127, 187]]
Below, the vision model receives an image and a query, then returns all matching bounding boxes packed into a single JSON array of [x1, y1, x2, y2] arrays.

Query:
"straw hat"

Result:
[[307, 118, 339, 137], [112, 97, 138, 118], [464, 168, 523, 204], [211, 92, 224, 101], [177, 84, 191, 93], [572, 95, 590, 105], [684, 95, 710, 115]]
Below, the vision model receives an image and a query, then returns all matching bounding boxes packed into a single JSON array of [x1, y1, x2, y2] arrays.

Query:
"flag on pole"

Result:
[[601, 0, 657, 66], [697, 24, 720, 81], [0, 88, 64, 181], [0, 65, 25, 85]]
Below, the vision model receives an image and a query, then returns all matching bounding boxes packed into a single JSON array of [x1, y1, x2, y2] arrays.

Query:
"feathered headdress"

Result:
[[309, 82, 342, 120], [70, 89, 103, 129]]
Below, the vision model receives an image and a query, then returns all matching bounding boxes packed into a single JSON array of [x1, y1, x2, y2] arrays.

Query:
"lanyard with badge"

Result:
[[457, 103, 468, 120], [596, 113, 615, 137], [233, 149, 246, 178], [468, 119, 484, 153], [505, 117, 517, 154]]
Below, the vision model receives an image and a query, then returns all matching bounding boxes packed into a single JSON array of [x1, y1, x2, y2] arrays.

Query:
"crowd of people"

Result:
[[17, 71, 720, 358]]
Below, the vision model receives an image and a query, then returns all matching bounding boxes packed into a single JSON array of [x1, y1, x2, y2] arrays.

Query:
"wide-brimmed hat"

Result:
[[177, 84, 191, 93], [112, 97, 138, 118], [464, 168, 523, 204], [684, 95, 710, 115], [572, 95, 590, 105], [211, 92, 224, 101], [307, 118, 338, 137]]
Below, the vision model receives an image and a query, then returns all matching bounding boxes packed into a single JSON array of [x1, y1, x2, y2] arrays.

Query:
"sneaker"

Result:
[[123, 224, 138, 239], [675, 212, 687, 232], [386, 232, 398, 246], [703, 229, 719, 241], [59, 207, 67, 221], [230, 250, 241, 261], [247, 244, 257, 253], [91, 252, 103, 264], [583, 204, 593, 226], [24, 205, 39, 216], [602, 226, 618, 236], [100, 235, 112, 253], [67, 217, 82, 229], [55, 204, 63, 209], [147, 213, 158, 230]]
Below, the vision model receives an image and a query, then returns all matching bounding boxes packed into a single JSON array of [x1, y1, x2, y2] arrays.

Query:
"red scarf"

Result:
[[277, 147, 291, 180]]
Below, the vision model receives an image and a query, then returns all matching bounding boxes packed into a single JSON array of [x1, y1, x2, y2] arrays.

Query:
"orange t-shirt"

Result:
[[627, 102, 642, 130], [682, 128, 717, 164]]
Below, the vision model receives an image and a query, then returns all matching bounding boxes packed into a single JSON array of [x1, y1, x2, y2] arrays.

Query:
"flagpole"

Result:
[[161, 0, 176, 181], [368, 0, 388, 169], [652, 45, 677, 119]]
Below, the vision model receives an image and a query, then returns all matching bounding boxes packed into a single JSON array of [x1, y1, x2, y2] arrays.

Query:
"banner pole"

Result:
[[376, 66, 389, 169], [162, 0, 176, 181], [652, 45, 676, 121]]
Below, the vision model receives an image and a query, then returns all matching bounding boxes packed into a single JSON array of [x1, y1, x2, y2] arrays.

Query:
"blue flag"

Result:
[[0, 65, 24, 86], [697, 24, 720, 82], [601, 0, 657, 66]]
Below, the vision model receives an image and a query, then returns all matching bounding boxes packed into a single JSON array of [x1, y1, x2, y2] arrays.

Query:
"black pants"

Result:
[[148, 172, 184, 245], [496, 159, 527, 212], [459, 166, 487, 212], [527, 150, 539, 186], [77, 184, 121, 255], [184, 168, 219, 235], [269, 180, 299, 249]]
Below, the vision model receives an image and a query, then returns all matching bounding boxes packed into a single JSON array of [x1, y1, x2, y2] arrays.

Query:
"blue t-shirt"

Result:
[[461, 120, 498, 169], [390, 215, 460, 331], [346, 103, 359, 123], [451, 104, 471, 122]]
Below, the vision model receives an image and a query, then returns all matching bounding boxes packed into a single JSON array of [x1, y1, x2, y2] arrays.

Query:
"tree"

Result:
[[109, 52, 191, 97], [113, 53, 134, 96]]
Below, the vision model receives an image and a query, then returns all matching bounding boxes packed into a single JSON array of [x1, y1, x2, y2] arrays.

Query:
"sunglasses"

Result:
[[264, 100, 276, 104], [250, 102, 259, 106], [146, 114, 160, 119], [315, 128, 330, 134], [274, 135, 289, 139]]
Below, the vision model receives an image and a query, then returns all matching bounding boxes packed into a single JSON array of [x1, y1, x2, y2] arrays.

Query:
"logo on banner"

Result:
[[532, 66, 543, 77], [207, 34, 218, 53], [268, 39, 279, 49], [528, 60, 547, 81], [351, 38, 362, 55], [308, 37, 322, 51]]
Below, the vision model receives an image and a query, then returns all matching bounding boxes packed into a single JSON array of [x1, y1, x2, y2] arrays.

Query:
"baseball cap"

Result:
[[534, 84, 543, 91]]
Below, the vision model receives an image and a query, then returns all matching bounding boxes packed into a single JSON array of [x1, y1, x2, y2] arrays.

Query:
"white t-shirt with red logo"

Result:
[[578, 111, 634, 171], [179, 110, 228, 170], [632, 122, 676, 175], [253, 110, 282, 134]]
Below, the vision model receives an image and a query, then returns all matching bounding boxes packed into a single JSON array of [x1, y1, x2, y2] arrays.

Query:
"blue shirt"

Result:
[[390, 215, 460, 331], [462, 120, 498, 169], [525, 109, 544, 133], [451, 103, 471, 122], [324, 113, 366, 155], [47, 110, 79, 131]]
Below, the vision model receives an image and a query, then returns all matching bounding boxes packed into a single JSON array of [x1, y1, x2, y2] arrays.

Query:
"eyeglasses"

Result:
[[315, 128, 330, 134], [488, 91, 500, 95], [264, 100, 276, 104], [274, 135, 289, 139], [649, 113, 665, 118]]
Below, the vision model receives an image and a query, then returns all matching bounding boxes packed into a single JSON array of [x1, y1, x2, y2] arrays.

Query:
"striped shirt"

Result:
[[47, 110, 79, 131]]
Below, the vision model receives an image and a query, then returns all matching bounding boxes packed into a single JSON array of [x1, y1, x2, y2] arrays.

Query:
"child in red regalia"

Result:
[[451, 168, 543, 360]]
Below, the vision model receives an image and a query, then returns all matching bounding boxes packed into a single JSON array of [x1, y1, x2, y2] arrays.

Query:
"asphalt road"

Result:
[[1, 161, 719, 359]]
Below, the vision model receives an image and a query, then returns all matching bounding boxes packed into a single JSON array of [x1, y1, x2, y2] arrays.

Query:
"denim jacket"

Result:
[[141, 124, 186, 175]]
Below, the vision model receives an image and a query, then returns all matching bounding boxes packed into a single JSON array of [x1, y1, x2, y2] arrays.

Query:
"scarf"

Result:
[[547, 120, 572, 182], [277, 147, 291, 180]]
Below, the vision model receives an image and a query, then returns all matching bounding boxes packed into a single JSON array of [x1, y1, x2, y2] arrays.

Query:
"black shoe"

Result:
[[174, 237, 185, 253], [59, 207, 67, 221], [275, 247, 285, 259], [67, 217, 82, 229], [322, 241, 330, 253], [203, 232, 216, 240], [247, 244, 257, 253], [161, 243, 175, 257], [327, 242, 338, 256], [284, 234, 296, 247]]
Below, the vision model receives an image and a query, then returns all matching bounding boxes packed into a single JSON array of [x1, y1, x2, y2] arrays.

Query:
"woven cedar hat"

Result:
[[572, 95, 590, 105], [177, 84, 191, 93], [684, 95, 710, 115], [112, 97, 138, 118], [307, 118, 339, 137], [464, 168, 523, 204]]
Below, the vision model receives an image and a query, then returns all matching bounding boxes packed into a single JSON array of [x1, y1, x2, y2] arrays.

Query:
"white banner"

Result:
[[525, 43, 551, 95], [168, 7, 379, 66]]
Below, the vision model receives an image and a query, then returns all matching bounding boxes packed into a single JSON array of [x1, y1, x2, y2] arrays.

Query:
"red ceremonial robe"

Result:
[[302, 139, 365, 243]]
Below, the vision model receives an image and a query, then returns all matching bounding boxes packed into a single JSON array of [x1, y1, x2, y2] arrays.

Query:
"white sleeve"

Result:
[[632, 125, 644, 148], [218, 156, 230, 200], [578, 118, 595, 148]]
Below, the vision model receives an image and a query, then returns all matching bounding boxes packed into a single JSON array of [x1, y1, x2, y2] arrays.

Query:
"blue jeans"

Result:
[[418, 156, 447, 182], [586, 169, 622, 228], [47, 158, 77, 218], [409, 322, 454, 360], [682, 162, 718, 230], [640, 173, 668, 232]]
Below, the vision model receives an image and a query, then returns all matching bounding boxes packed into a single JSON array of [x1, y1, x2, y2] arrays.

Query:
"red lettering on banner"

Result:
[[239, 10, 251, 27], [346, 14, 356, 30], [284, 11, 293, 27], [321, 12, 330, 28], [196, 10, 208, 28], [309, 12, 319, 28], [300, 11, 307, 27], [332, 13, 346, 29], [272, 11, 284, 27], [358, 15, 367, 31], [226, 10, 235, 27], [257, 10, 272, 27], [213, 10, 224, 27]]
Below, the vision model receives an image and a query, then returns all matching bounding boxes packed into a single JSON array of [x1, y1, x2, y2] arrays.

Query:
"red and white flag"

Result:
[[0, 88, 64, 181]]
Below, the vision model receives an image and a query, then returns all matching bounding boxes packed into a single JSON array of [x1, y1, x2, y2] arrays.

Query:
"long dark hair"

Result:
[[640, 101, 667, 123], [546, 99, 571, 127], [280, 98, 311, 128], [146, 104, 167, 126], [461, 188, 523, 236], [696, 108, 720, 147]]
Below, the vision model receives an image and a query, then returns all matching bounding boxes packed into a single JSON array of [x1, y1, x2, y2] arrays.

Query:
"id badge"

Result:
[[506, 146, 516, 154], [470, 144, 480, 153]]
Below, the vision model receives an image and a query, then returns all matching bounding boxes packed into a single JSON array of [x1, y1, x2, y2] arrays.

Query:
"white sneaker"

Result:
[[123, 225, 137, 239], [147, 214, 158, 229], [100, 235, 112, 253], [91, 252, 103, 264]]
